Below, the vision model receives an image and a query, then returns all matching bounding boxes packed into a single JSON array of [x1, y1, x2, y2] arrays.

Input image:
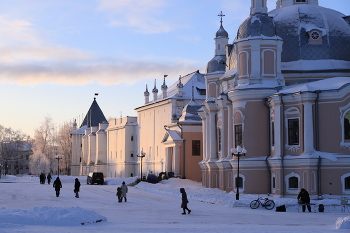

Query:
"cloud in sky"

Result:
[[0, 56, 200, 86], [97, 0, 174, 34], [0, 10, 199, 86]]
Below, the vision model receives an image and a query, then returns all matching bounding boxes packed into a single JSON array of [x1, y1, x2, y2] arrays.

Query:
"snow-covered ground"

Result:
[[0, 175, 349, 232]]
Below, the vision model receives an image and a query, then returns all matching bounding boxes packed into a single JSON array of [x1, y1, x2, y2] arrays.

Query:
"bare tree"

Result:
[[32, 116, 57, 174], [29, 150, 50, 175], [57, 122, 74, 175]]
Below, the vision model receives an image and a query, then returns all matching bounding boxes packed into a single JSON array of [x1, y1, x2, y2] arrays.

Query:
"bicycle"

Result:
[[250, 196, 275, 210]]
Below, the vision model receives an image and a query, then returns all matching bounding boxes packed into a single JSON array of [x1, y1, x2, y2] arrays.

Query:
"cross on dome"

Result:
[[218, 11, 225, 24]]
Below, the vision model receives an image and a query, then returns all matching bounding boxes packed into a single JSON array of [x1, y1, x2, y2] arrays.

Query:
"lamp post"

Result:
[[55, 155, 63, 176], [137, 151, 146, 181], [231, 145, 247, 200]]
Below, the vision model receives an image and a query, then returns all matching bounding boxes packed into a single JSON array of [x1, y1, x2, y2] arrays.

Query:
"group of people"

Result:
[[116, 181, 128, 202], [39, 173, 52, 184], [51, 177, 80, 198]]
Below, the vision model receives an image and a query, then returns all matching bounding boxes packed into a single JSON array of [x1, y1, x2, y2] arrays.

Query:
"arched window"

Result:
[[345, 176, 350, 190], [289, 176, 298, 189]]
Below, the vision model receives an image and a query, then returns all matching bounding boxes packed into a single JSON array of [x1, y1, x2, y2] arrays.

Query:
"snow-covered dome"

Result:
[[216, 23, 228, 38], [178, 99, 202, 122], [269, 4, 350, 63], [206, 55, 226, 73], [236, 13, 276, 40]]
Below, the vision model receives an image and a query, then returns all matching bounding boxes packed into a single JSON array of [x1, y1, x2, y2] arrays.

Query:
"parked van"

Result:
[[87, 172, 104, 185]]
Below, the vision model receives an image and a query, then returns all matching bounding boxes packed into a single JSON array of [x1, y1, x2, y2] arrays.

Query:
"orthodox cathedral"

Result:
[[71, 0, 350, 197]]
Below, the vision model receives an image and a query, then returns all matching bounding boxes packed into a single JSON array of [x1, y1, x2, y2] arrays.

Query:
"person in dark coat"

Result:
[[116, 187, 122, 203], [40, 173, 45, 184], [47, 174, 52, 184], [297, 188, 311, 212], [180, 188, 191, 215], [121, 181, 128, 202], [53, 177, 62, 197], [74, 178, 81, 198]]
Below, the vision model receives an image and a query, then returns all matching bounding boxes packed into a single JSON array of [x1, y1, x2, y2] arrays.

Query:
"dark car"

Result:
[[87, 172, 104, 185]]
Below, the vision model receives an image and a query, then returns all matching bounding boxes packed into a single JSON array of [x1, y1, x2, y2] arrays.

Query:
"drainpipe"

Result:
[[264, 98, 272, 195], [314, 90, 322, 198], [279, 94, 285, 197], [314, 90, 320, 151], [318, 156, 322, 198]]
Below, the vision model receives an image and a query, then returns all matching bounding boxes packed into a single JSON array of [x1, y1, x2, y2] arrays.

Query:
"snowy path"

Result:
[[0, 177, 349, 232]]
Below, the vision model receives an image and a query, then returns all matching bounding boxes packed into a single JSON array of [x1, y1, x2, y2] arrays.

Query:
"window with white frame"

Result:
[[288, 118, 299, 145], [286, 172, 300, 194], [341, 173, 350, 194], [234, 124, 243, 147]]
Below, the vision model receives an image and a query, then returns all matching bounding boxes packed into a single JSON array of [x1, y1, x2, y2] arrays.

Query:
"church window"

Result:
[[131, 153, 134, 158], [131, 135, 134, 141], [308, 29, 322, 45], [345, 176, 350, 189], [192, 140, 201, 156], [310, 31, 320, 40], [295, 0, 307, 3], [344, 111, 350, 140], [288, 119, 299, 145], [272, 176, 276, 189], [289, 177, 298, 189], [218, 44, 220, 50], [234, 124, 243, 147]]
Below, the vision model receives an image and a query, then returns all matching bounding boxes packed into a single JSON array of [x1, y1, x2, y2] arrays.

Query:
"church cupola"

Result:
[[177, 76, 183, 97], [250, 0, 268, 15], [144, 84, 150, 105], [206, 11, 228, 73], [161, 75, 168, 99], [152, 80, 158, 102]]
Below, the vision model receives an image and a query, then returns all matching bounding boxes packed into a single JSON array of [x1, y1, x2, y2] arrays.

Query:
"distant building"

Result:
[[71, 72, 205, 182], [0, 142, 32, 176]]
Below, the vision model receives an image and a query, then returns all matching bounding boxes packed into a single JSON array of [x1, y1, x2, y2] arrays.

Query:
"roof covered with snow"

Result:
[[269, 4, 350, 64], [138, 71, 206, 109], [277, 77, 350, 94]]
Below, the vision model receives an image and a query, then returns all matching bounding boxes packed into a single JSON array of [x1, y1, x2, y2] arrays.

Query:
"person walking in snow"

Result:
[[180, 188, 191, 215], [121, 181, 128, 202], [53, 177, 62, 197], [116, 187, 122, 203], [74, 178, 81, 198], [47, 174, 52, 184], [298, 188, 311, 212]]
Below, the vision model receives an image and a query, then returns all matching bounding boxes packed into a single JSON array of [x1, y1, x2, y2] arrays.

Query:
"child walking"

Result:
[[180, 188, 191, 215]]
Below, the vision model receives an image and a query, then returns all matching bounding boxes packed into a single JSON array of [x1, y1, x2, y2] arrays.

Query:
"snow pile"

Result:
[[335, 216, 350, 229], [0, 206, 107, 226], [105, 176, 138, 185]]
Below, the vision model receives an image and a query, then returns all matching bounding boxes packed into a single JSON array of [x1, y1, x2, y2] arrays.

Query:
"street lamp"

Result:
[[231, 145, 247, 200], [55, 155, 63, 176], [137, 151, 146, 181]]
